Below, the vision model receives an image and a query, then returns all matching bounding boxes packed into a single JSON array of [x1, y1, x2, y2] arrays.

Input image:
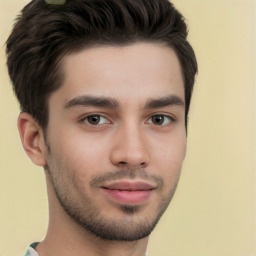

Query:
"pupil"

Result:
[[89, 115, 100, 124], [153, 115, 164, 125]]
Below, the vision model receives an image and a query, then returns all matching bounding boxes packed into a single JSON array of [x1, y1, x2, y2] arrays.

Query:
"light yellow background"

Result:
[[0, 0, 255, 255]]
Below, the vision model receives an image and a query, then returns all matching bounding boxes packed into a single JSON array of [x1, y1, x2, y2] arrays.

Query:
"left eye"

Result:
[[147, 115, 173, 126], [82, 115, 110, 125]]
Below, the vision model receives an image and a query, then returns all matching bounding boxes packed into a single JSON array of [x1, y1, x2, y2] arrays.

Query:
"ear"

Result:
[[18, 113, 47, 166]]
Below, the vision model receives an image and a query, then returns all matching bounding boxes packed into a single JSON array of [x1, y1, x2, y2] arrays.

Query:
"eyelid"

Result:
[[146, 113, 176, 125], [79, 113, 111, 125], [77, 112, 176, 126]]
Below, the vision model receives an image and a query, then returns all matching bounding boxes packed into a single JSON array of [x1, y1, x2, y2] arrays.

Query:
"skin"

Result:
[[18, 42, 186, 256]]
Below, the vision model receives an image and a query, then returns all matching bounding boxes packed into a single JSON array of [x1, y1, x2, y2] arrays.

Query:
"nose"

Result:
[[109, 124, 150, 168]]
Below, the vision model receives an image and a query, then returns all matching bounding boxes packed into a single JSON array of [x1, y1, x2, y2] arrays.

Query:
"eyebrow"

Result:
[[144, 95, 185, 109], [64, 94, 184, 110], [64, 95, 119, 109]]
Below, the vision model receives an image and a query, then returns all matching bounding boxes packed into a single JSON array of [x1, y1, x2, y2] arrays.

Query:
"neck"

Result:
[[37, 172, 149, 256]]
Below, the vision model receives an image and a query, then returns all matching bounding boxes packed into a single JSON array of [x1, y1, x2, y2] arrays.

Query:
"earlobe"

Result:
[[18, 113, 47, 167]]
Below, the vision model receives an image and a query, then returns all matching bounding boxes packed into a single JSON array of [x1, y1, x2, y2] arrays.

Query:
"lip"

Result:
[[101, 181, 155, 204], [103, 181, 155, 191]]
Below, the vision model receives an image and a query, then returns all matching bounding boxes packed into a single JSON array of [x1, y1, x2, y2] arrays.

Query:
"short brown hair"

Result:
[[6, 0, 197, 129]]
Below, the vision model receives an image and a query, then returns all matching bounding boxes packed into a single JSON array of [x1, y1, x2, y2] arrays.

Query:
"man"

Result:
[[6, 0, 197, 255]]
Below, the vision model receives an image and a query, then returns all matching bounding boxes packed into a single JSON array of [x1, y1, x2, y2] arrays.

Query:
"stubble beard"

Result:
[[45, 149, 180, 241]]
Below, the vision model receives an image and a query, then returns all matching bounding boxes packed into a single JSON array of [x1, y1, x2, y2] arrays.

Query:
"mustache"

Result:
[[90, 167, 163, 189]]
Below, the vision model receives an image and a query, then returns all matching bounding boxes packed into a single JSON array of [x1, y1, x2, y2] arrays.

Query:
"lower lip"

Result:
[[103, 189, 152, 204]]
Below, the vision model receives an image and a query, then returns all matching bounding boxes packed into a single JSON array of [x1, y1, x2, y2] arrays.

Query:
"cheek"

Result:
[[152, 132, 186, 179], [49, 128, 110, 177]]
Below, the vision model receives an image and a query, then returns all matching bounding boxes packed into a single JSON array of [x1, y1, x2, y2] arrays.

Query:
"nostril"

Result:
[[118, 161, 147, 167], [119, 161, 127, 165]]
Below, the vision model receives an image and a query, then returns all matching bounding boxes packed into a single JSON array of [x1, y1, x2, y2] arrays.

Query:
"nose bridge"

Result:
[[110, 120, 150, 167]]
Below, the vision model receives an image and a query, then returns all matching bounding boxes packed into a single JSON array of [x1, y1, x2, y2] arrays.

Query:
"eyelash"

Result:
[[147, 114, 175, 126], [80, 114, 111, 125], [79, 113, 176, 126]]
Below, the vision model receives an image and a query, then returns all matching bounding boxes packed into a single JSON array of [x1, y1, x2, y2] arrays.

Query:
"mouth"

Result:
[[101, 181, 155, 204]]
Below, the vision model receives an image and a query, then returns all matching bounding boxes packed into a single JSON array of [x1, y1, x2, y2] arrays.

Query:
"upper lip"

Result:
[[102, 181, 155, 191]]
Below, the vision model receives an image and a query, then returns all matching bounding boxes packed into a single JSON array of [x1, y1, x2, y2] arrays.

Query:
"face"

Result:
[[45, 43, 186, 241]]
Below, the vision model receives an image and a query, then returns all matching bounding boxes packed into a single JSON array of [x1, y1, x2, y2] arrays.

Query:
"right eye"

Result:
[[82, 115, 110, 125]]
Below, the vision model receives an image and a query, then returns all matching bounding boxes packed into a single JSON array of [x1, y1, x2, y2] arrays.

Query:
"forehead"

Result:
[[52, 42, 184, 105]]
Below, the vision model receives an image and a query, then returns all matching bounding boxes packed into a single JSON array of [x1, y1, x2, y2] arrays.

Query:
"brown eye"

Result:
[[83, 115, 109, 125], [149, 115, 172, 126]]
